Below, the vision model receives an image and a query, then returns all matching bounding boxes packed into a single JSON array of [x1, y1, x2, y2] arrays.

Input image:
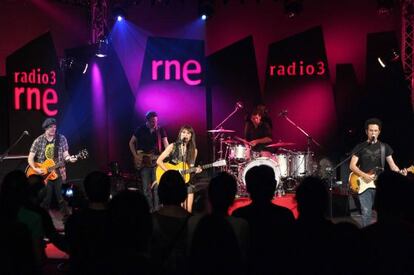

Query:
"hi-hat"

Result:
[[266, 142, 295, 148], [207, 129, 235, 133]]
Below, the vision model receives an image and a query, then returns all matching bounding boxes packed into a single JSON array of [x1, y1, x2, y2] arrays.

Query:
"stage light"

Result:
[[199, 0, 214, 20], [378, 57, 386, 68], [112, 4, 127, 22], [95, 38, 108, 58], [377, 48, 400, 68], [60, 57, 89, 74], [82, 63, 89, 74], [284, 0, 303, 18], [377, 0, 394, 16]]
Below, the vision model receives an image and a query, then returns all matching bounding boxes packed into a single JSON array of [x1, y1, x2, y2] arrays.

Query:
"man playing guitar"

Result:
[[129, 111, 169, 212], [349, 118, 407, 227], [28, 118, 77, 218]]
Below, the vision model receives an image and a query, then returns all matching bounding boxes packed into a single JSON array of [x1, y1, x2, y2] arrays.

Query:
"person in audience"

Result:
[[150, 170, 192, 275], [189, 214, 244, 275], [232, 165, 294, 274], [207, 172, 249, 258], [293, 176, 337, 274], [65, 171, 111, 274], [25, 174, 68, 254], [108, 190, 152, 274], [0, 170, 42, 273], [362, 171, 414, 274]]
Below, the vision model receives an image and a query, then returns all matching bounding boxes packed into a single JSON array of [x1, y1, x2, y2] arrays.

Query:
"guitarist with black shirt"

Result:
[[349, 118, 407, 227], [28, 118, 77, 218], [129, 111, 169, 212]]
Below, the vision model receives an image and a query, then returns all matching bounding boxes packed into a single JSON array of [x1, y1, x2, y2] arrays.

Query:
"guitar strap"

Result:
[[380, 142, 385, 169], [54, 134, 60, 161], [156, 127, 162, 154]]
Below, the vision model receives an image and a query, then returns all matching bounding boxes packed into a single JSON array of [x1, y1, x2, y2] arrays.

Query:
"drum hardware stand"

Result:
[[280, 111, 322, 177]]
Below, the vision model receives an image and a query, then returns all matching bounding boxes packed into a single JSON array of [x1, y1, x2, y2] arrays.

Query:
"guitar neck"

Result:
[[182, 163, 214, 174]]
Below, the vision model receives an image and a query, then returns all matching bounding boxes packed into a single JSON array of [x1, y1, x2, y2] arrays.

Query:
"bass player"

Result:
[[129, 111, 169, 212]]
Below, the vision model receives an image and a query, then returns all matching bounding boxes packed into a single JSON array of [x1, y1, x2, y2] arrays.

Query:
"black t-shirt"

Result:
[[351, 141, 393, 173], [133, 125, 167, 154], [245, 122, 272, 151]]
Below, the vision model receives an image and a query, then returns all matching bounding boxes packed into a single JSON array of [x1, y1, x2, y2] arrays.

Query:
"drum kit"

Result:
[[207, 128, 317, 196]]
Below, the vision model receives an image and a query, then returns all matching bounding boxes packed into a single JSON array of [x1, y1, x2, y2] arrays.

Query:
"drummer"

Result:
[[244, 107, 273, 156]]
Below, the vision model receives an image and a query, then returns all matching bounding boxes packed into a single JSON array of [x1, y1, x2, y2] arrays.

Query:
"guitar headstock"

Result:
[[213, 159, 226, 167], [76, 149, 89, 160], [407, 165, 414, 174]]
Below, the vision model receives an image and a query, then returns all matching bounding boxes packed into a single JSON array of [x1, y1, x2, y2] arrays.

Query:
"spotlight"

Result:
[[95, 38, 108, 58], [112, 4, 126, 22], [284, 0, 303, 18], [199, 0, 214, 20]]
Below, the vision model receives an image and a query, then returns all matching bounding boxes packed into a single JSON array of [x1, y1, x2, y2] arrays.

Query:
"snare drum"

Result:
[[291, 152, 314, 178], [229, 144, 250, 162], [241, 157, 281, 187]]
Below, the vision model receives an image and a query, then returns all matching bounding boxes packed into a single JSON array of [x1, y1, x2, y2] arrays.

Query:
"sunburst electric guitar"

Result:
[[349, 165, 414, 194], [26, 149, 89, 184], [155, 159, 227, 184]]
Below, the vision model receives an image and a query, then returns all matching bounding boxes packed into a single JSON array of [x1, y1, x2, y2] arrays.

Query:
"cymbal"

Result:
[[207, 129, 235, 133], [266, 142, 296, 148]]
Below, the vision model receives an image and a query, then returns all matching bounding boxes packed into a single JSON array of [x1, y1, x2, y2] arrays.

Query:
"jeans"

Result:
[[359, 188, 376, 227], [141, 167, 159, 212], [41, 177, 70, 216]]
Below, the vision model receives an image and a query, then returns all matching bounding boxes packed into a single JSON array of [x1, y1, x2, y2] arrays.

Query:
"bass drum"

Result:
[[241, 157, 281, 187]]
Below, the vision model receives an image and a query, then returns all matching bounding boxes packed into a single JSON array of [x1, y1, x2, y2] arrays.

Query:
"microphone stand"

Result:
[[0, 132, 28, 162], [326, 141, 372, 220], [210, 105, 242, 161], [281, 114, 322, 177], [181, 141, 188, 211]]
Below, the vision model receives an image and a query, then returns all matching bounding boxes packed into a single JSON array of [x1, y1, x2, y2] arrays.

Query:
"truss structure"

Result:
[[401, 0, 414, 110], [91, 0, 109, 44]]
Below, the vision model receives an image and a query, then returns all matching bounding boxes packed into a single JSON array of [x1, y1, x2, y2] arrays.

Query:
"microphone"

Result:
[[178, 137, 188, 144], [370, 136, 376, 144], [23, 130, 29, 136], [278, 110, 288, 117], [236, 101, 244, 109]]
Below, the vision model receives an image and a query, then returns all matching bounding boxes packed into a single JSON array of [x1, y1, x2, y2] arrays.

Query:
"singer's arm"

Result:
[[156, 143, 174, 171]]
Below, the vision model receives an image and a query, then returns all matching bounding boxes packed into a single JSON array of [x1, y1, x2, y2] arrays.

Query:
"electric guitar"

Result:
[[155, 159, 227, 184], [26, 149, 89, 183], [135, 150, 159, 170], [349, 165, 414, 194]]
